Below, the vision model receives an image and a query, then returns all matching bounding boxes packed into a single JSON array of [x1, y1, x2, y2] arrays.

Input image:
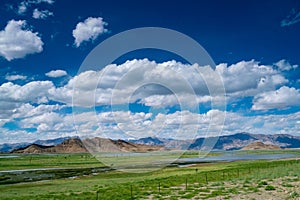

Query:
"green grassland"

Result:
[[0, 150, 300, 199], [0, 153, 103, 171], [0, 151, 220, 171]]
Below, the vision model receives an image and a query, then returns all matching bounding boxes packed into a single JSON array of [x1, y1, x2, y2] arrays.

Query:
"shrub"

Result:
[[258, 181, 268, 186], [265, 185, 275, 191], [289, 191, 299, 198]]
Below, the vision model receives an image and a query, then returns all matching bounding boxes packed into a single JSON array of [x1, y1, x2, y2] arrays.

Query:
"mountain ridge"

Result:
[[130, 132, 300, 150], [242, 141, 281, 150], [4, 132, 300, 153], [0, 137, 72, 153], [11, 137, 165, 154]]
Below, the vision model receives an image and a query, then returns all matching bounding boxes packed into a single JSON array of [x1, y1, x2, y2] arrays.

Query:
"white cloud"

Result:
[[17, 1, 28, 14], [32, 0, 55, 4], [222, 111, 300, 136], [217, 60, 288, 96], [0, 59, 290, 111], [1, 101, 299, 143], [58, 59, 224, 107], [140, 95, 179, 108], [0, 59, 299, 143], [274, 59, 298, 71], [72, 17, 108, 47], [252, 86, 300, 110], [0, 81, 53, 103], [21, 112, 62, 129], [5, 74, 27, 81], [12, 103, 63, 119], [32, 9, 53, 19], [0, 20, 43, 61], [60, 59, 290, 109], [11, 108, 299, 143], [0, 128, 36, 144], [17, 0, 55, 15], [281, 9, 300, 27], [45, 69, 67, 78]]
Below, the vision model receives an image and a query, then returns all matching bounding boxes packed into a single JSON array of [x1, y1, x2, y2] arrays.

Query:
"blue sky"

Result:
[[0, 0, 299, 143]]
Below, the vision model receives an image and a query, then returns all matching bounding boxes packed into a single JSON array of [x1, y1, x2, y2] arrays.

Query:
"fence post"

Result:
[[158, 182, 160, 194], [222, 171, 225, 180], [205, 173, 208, 184], [130, 185, 133, 200], [185, 178, 188, 190]]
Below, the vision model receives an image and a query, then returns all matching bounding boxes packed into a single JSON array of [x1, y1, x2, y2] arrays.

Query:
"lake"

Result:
[[176, 152, 299, 164]]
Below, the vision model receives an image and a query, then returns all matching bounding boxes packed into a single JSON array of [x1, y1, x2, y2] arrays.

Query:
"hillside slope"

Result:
[[242, 141, 281, 150], [11, 137, 164, 154]]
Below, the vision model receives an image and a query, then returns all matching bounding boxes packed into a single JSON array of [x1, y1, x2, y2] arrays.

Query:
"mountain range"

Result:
[[10, 137, 165, 154], [129, 132, 300, 151], [2, 132, 300, 153], [0, 137, 72, 153]]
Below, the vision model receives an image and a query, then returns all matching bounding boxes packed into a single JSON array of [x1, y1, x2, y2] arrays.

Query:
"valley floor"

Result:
[[0, 150, 300, 199]]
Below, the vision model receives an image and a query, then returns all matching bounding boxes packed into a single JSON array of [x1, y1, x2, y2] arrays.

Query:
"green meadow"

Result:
[[1, 150, 300, 199]]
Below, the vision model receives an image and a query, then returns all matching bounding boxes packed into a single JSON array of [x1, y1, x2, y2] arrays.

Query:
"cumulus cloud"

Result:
[[0, 81, 53, 103], [0, 20, 43, 61], [72, 17, 108, 47], [5, 74, 27, 81], [0, 59, 290, 111], [252, 86, 300, 110], [45, 69, 67, 78], [32, 8, 53, 19], [11, 103, 63, 119], [14, 109, 220, 140], [274, 59, 298, 71], [217, 60, 288, 97], [0, 59, 299, 143], [53, 59, 288, 109], [21, 112, 62, 129], [6, 108, 298, 143], [0, 80, 60, 134], [54, 59, 224, 107]]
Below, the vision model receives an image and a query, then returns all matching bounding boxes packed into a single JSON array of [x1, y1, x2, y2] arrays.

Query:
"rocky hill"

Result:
[[83, 137, 165, 153], [11, 137, 164, 154], [11, 144, 55, 154], [241, 141, 281, 150], [11, 138, 87, 154]]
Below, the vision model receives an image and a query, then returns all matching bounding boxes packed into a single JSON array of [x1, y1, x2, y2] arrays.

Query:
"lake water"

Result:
[[0, 155, 19, 158], [176, 153, 299, 163], [1, 152, 299, 184]]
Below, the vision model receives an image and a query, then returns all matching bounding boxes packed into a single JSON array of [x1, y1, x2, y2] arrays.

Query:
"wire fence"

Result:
[[95, 159, 300, 199]]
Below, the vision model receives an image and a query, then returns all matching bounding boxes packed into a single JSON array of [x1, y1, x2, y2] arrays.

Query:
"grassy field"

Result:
[[0, 153, 102, 171], [0, 150, 300, 199], [0, 151, 220, 171]]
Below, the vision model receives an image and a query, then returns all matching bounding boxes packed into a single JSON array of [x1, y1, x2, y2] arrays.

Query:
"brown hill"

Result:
[[53, 138, 88, 153], [12, 138, 87, 154], [113, 139, 165, 152], [12, 137, 164, 154], [241, 141, 281, 150], [83, 137, 165, 153], [11, 144, 54, 154]]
